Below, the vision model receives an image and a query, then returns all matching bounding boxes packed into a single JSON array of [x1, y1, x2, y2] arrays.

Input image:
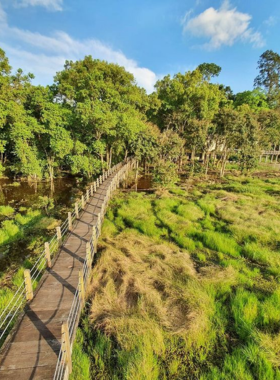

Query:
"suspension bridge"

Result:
[[0, 159, 135, 380]]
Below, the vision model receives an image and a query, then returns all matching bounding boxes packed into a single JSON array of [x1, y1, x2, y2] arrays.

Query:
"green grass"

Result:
[[71, 172, 280, 379]]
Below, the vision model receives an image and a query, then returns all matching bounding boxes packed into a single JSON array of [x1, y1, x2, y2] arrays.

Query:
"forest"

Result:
[[0, 49, 280, 183]]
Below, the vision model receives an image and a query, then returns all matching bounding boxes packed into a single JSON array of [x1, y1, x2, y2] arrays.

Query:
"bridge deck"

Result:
[[0, 174, 114, 380]]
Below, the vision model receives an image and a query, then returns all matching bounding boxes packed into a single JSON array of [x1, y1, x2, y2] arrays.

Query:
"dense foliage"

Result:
[[1, 48, 280, 182]]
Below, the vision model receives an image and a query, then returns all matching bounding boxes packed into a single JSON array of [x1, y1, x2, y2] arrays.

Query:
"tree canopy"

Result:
[[0, 48, 280, 181]]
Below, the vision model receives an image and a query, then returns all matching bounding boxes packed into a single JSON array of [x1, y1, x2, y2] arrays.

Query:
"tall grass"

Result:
[[71, 173, 280, 379]]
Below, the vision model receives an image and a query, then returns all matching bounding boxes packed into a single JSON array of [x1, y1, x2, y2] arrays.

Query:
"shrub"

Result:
[[0, 205, 14, 217]]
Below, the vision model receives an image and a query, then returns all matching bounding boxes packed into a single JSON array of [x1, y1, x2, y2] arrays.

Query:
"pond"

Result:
[[0, 177, 88, 276], [0, 177, 87, 210]]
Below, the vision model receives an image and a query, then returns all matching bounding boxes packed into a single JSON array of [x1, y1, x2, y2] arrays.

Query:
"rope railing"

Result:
[[0, 158, 135, 348], [53, 158, 135, 380]]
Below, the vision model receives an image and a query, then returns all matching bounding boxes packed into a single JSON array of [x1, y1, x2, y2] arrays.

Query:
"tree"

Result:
[[214, 107, 242, 176], [197, 63, 222, 81], [254, 50, 280, 106], [154, 69, 225, 171], [54, 57, 149, 169], [234, 89, 269, 111]]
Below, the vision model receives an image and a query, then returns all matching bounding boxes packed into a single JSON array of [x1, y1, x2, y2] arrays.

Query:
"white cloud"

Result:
[[264, 16, 277, 27], [0, 5, 158, 93], [183, 0, 265, 50], [14, 0, 63, 11]]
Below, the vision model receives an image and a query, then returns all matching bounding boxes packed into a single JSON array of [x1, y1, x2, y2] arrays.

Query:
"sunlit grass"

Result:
[[71, 173, 280, 379]]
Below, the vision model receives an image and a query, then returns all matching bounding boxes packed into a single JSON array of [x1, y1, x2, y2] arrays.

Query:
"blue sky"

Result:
[[0, 0, 279, 93]]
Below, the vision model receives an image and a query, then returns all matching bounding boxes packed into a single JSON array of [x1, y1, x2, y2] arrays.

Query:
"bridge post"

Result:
[[101, 203, 105, 219], [56, 227, 62, 246], [79, 270, 85, 302], [103, 172, 105, 181], [61, 321, 72, 374], [97, 214, 101, 237], [99, 175, 102, 184], [24, 269, 33, 301], [68, 212, 72, 231], [86, 189, 90, 201], [75, 202, 79, 219], [86, 241, 92, 267], [90, 184, 93, 196], [81, 195, 85, 209], [45, 242, 52, 268], [92, 227, 97, 253]]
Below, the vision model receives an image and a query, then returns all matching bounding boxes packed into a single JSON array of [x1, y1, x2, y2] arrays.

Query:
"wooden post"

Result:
[[81, 195, 85, 209], [103, 172, 105, 181], [79, 270, 85, 302], [94, 182, 97, 192], [86, 241, 91, 267], [97, 213, 101, 236], [99, 175, 102, 184], [75, 202, 79, 219], [90, 184, 93, 196], [92, 227, 97, 253], [56, 226, 62, 246], [24, 269, 33, 301], [86, 189, 90, 201], [45, 242, 51, 268], [61, 321, 72, 374], [68, 212, 72, 231]]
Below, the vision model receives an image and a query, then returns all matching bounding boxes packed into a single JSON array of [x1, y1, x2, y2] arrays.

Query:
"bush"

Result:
[[152, 159, 179, 187], [0, 205, 14, 217]]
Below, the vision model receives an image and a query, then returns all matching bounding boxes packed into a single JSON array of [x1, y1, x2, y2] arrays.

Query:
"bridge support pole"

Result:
[[92, 227, 97, 253], [97, 214, 101, 237], [75, 202, 79, 219], [86, 242, 92, 273], [56, 227, 62, 246], [68, 212, 72, 231], [79, 270, 85, 302], [45, 242, 51, 268], [61, 321, 72, 375], [24, 269, 33, 301]]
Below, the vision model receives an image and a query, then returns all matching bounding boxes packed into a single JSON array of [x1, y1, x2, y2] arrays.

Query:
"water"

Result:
[[128, 174, 153, 191], [0, 177, 88, 275], [0, 177, 87, 210]]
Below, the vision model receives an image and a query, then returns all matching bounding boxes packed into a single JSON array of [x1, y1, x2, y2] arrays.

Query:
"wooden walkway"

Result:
[[0, 163, 129, 380]]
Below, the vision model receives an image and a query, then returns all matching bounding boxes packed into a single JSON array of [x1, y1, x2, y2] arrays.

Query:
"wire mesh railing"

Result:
[[0, 159, 135, 348], [53, 158, 135, 380]]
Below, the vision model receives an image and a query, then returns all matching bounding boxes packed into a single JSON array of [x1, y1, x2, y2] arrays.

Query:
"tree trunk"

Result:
[[205, 154, 210, 176], [135, 160, 139, 191], [191, 147, 196, 175], [220, 151, 227, 177], [109, 147, 113, 168]]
